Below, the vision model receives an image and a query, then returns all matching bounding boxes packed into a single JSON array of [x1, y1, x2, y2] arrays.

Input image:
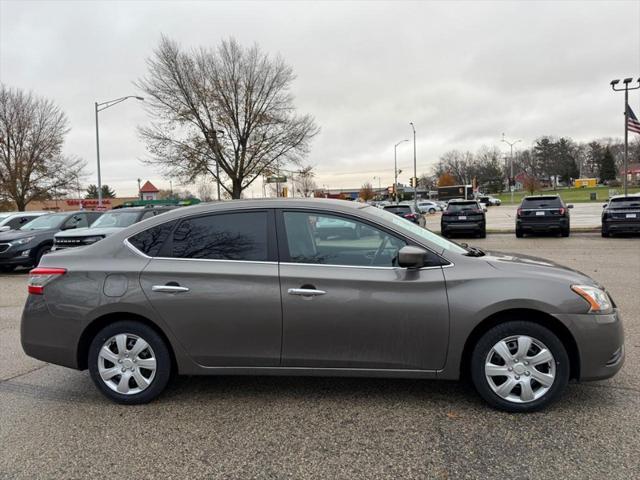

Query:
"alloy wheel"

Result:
[[97, 333, 157, 395], [484, 335, 556, 403]]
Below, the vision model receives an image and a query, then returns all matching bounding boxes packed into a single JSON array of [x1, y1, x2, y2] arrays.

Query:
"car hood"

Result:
[[55, 226, 123, 238], [0, 228, 55, 242], [483, 250, 599, 287]]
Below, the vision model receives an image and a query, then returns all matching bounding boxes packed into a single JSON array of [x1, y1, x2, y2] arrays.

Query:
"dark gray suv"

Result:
[[21, 199, 624, 411]]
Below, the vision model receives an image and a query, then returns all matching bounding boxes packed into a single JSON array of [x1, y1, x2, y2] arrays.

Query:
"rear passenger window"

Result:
[[171, 212, 269, 261], [129, 221, 176, 257]]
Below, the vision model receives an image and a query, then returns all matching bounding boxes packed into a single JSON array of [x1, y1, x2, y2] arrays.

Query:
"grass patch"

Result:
[[494, 186, 640, 204]]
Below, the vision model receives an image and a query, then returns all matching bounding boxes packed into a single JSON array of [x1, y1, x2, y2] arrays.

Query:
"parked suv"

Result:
[[601, 194, 640, 237], [382, 204, 421, 224], [0, 211, 50, 232], [21, 199, 624, 411], [0, 211, 102, 272], [52, 206, 175, 251], [441, 199, 486, 238], [516, 195, 573, 238]]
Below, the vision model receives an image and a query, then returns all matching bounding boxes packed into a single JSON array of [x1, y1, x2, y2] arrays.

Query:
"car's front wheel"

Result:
[[471, 321, 569, 412], [88, 321, 172, 404]]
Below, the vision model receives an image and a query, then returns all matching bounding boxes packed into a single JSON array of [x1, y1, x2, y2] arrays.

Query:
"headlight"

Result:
[[571, 285, 613, 313], [11, 236, 35, 247]]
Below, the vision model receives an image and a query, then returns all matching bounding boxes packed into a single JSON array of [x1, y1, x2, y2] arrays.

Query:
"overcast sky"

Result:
[[1, 0, 639, 197]]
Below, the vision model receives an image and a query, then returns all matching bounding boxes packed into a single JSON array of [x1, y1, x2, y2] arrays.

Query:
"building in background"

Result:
[[139, 181, 160, 201]]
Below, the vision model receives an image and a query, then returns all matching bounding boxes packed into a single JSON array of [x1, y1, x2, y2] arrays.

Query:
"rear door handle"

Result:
[[288, 288, 326, 297], [152, 285, 190, 293]]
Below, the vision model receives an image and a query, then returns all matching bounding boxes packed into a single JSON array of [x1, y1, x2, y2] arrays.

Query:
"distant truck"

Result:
[[437, 185, 473, 201]]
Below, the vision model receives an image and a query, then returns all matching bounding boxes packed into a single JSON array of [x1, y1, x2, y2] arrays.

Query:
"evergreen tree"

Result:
[[86, 184, 116, 199], [598, 148, 617, 182]]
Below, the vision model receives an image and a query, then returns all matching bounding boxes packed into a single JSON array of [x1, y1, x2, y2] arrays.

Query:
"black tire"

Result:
[[88, 321, 172, 405], [428, 208, 436, 214], [441, 228, 449, 238], [0, 265, 15, 273], [515, 227, 523, 238], [478, 227, 486, 239], [601, 224, 610, 237], [34, 244, 52, 266], [470, 320, 570, 412], [561, 228, 570, 237]]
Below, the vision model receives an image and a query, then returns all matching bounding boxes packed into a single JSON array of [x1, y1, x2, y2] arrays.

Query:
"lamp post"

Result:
[[394, 139, 408, 203], [410, 122, 417, 210], [94, 96, 144, 207], [611, 77, 640, 196], [501, 133, 521, 204]]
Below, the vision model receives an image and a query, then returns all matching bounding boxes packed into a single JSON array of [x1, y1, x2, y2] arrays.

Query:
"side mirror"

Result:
[[602, 204, 607, 208], [567, 204, 574, 209], [398, 245, 427, 269]]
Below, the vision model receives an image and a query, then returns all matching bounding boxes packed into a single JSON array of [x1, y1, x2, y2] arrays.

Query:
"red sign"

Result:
[[66, 199, 111, 206]]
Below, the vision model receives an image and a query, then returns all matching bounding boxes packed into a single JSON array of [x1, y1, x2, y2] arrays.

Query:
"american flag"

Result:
[[628, 104, 640, 134]]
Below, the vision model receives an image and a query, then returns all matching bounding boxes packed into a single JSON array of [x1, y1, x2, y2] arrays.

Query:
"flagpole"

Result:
[[611, 78, 640, 197]]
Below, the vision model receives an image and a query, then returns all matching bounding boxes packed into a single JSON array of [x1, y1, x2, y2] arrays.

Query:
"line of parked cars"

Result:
[[0, 205, 175, 272]]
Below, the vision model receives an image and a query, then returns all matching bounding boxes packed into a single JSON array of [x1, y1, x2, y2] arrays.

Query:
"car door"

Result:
[[277, 209, 450, 371], [138, 209, 282, 367]]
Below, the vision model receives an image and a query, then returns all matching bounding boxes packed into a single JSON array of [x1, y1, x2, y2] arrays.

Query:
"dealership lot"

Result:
[[425, 202, 606, 232], [1, 234, 638, 479]]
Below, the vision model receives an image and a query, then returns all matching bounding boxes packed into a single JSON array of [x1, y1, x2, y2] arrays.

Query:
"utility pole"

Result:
[[410, 122, 417, 210], [394, 139, 408, 204], [94, 96, 144, 207], [137, 178, 141, 200], [501, 133, 521, 204], [611, 77, 640, 196]]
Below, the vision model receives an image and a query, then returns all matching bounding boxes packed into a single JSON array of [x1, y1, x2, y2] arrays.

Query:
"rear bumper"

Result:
[[517, 218, 568, 231], [21, 295, 81, 369], [556, 310, 625, 381], [604, 221, 640, 233], [441, 221, 484, 231]]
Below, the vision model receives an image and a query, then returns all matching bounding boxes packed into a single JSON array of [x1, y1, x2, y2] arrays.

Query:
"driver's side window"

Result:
[[283, 212, 406, 267]]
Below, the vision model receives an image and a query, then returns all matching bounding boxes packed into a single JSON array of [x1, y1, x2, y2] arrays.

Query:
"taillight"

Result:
[[558, 208, 565, 215], [27, 267, 66, 295], [403, 213, 417, 219], [517, 208, 522, 217]]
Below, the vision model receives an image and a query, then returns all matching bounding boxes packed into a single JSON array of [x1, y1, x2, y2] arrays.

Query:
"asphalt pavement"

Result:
[[1, 234, 639, 479]]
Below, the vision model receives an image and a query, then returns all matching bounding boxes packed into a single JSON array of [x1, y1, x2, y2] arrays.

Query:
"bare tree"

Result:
[[359, 182, 375, 201], [294, 165, 316, 197], [0, 85, 85, 210], [137, 36, 319, 199], [196, 177, 214, 201]]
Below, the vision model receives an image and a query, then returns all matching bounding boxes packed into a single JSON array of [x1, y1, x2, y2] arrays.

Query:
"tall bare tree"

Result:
[[137, 36, 319, 199], [0, 85, 85, 210], [294, 165, 317, 197]]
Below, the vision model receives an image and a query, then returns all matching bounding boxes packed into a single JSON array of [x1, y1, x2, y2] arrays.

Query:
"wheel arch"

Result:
[[460, 308, 580, 380], [77, 312, 178, 373]]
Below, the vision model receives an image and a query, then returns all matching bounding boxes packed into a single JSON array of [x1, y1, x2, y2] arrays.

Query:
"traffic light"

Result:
[[409, 177, 418, 188]]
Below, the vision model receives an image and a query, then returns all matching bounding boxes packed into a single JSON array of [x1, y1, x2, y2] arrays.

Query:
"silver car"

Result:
[[21, 199, 624, 411]]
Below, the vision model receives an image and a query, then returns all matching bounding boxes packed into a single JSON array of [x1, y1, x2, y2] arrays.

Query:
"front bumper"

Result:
[[556, 310, 625, 381], [0, 248, 35, 267]]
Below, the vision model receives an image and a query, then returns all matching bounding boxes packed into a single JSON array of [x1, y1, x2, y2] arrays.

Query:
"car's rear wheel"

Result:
[[601, 224, 610, 237], [88, 321, 172, 404], [441, 228, 449, 238], [0, 265, 15, 273], [515, 227, 523, 238], [470, 321, 569, 412], [561, 228, 570, 237]]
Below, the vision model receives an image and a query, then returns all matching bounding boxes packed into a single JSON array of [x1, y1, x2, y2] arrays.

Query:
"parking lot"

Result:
[[1, 234, 638, 479]]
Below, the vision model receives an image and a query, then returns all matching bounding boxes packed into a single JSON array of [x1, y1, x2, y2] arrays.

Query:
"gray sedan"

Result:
[[21, 199, 624, 412]]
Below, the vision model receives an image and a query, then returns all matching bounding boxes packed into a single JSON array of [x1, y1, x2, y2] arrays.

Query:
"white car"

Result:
[[416, 201, 442, 214], [0, 211, 50, 232]]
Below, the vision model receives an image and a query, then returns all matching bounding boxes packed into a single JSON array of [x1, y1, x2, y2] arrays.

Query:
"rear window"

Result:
[[383, 205, 411, 214], [446, 202, 479, 212], [128, 221, 177, 257], [521, 197, 562, 208], [609, 197, 640, 208]]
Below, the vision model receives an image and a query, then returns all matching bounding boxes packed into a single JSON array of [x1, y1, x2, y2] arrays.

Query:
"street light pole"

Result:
[[394, 139, 408, 204], [611, 77, 640, 196], [410, 122, 417, 210], [94, 96, 144, 207], [501, 133, 521, 204]]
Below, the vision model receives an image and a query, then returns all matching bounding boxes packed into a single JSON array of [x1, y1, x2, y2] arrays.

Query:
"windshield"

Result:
[[610, 197, 640, 208], [20, 213, 66, 230], [90, 211, 140, 229], [522, 197, 562, 208], [447, 202, 479, 212], [366, 206, 467, 254]]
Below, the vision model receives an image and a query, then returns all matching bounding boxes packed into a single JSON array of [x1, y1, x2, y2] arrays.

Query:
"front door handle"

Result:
[[288, 288, 326, 297], [152, 285, 190, 293]]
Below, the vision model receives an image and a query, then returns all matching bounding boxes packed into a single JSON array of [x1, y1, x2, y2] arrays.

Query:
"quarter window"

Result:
[[171, 212, 269, 261], [129, 221, 177, 257], [283, 212, 406, 267]]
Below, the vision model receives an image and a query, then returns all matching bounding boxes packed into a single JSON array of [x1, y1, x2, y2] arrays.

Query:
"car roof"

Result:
[[523, 195, 560, 200], [448, 199, 477, 204], [609, 194, 640, 200]]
